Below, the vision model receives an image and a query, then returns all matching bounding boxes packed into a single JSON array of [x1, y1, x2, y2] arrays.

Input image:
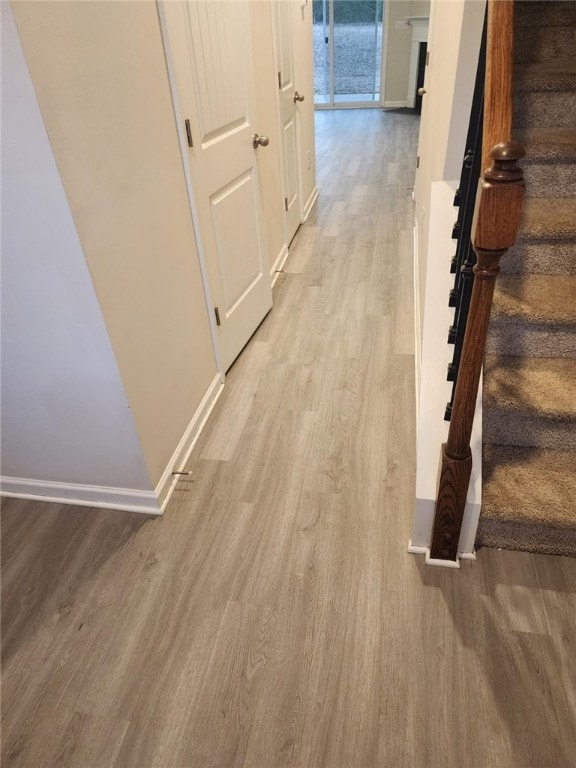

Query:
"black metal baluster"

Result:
[[448, 15, 487, 304], [445, 14, 487, 421]]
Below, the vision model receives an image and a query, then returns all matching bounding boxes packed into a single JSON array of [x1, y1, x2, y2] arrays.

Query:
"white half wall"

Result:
[[1, 4, 153, 498], [411, 181, 482, 560], [413, 0, 486, 361]]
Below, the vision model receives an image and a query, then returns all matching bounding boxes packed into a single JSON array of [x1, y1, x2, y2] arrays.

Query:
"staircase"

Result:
[[478, 1, 576, 556]]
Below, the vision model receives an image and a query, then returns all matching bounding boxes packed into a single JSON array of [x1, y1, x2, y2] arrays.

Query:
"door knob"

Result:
[[417, 87, 426, 96], [252, 134, 269, 148], [293, 91, 305, 103]]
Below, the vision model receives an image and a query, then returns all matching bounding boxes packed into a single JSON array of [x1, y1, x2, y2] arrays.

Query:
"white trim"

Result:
[[413, 222, 421, 423], [407, 541, 428, 557], [379, 0, 390, 108], [0, 478, 161, 515], [155, 373, 224, 511], [156, 1, 224, 378], [270, 244, 290, 287], [302, 185, 319, 222], [382, 101, 408, 109], [315, 102, 382, 111], [407, 541, 462, 568], [425, 552, 460, 569], [407, 539, 476, 568], [4, 372, 227, 516]]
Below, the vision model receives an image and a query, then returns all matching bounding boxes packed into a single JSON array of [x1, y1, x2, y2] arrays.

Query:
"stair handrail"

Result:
[[483, 0, 515, 170], [429, 0, 525, 562]]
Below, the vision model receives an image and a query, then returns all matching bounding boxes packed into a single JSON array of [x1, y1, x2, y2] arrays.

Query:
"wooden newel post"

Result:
[[430, 141, 525, 561]]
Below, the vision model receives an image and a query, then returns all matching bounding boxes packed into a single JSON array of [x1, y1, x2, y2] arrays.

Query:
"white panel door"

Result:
[[274, 0, 302, 244], [170, 0, 273, 371]]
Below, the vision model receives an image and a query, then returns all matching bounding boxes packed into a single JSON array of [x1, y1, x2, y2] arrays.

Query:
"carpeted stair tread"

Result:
[[515, 1, 576, 29], [480, 0, 576, 556], [492, 274, 576, 325], [518, 130, 576, 199], [517, 198, 576, 241], [502, 239, 576, 276], [482, 445, 576, 527], [515, 27, 576, 65], [515, 59, 576, 92], [478, 445, 576, 557], [505, 195, 576, 273], [517, 128, 576, 163], [484, 355, 576, 421]]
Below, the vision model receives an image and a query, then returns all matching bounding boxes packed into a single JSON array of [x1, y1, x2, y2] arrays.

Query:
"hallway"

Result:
[[2, 110, 575, 768]]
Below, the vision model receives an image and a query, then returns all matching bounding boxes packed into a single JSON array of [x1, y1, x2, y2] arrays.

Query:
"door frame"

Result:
[[271, 0, 305, 242]]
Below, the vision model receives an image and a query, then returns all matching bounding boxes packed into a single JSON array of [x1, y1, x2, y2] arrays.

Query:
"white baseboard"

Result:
[[382, 100, 408, 109], [270, 243, 289, 287], [302, 186, 319, 222], [408, 540, 459, 567], [1, 373, 225, 516], [0, 477, 161, 515], [425, 551, 461, 569], [407, 539, 476, 568], [155, 373, 224, 511]]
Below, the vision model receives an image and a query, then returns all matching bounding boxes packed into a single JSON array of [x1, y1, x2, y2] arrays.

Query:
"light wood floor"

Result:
[[2, 110, 576, 768]]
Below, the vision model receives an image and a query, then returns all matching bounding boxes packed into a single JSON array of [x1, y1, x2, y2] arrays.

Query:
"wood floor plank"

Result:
[[2, 110, 575, 768], [199, 341, 273, 461], [482, 549, 552, 636], [3, 696, 129, 768], [393, 228, 416, 355], [174, 600, 277, 768]]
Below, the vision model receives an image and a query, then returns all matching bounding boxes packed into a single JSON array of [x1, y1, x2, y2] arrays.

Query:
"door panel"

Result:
[[167, 0, 272, 371], [274, 1, 301, 243], [210, 171, 263, 316], [187, 1, 249, 144], [282, 116, 298, 213], [278, 1, 294, 86]]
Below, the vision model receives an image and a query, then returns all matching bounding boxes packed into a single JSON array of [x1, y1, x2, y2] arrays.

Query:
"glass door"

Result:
[[314, 0, 384, 108], [313, 0, 331, 105]]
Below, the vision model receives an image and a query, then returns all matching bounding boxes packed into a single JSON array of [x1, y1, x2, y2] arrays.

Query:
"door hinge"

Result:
[[325, 36, 328, 44], [278, 71, 282, 89], [214, 307, 221, 326], [284, 197, 289, 211], [416, 156, 420, 169], [185, 119, 193, 148]]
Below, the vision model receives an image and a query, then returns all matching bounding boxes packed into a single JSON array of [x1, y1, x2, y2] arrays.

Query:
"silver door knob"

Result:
[[252, 134, 269, 148], [293, 91, 305, 103], [417, 88, 426, 96]]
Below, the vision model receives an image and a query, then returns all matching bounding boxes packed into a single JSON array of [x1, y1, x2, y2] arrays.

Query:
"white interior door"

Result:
[[274, 1, 302, 244], [165, 0, 273, 371]]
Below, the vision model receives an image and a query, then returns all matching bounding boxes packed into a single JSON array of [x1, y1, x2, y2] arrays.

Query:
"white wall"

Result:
[[2, 0, 316, 514], [383, 0, 431, 107], [1, 4, 153, 503], [11, 0, 221, 495]]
